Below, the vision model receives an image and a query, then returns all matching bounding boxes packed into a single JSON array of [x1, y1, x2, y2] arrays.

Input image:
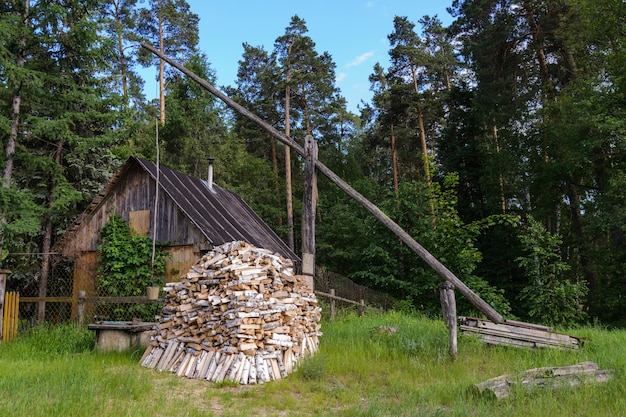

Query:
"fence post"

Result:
[[359, 299, 365, 317], [0, 270, 8, 342], [439, 282, 458, 361], [77, 290, 86, 326], [329, 289, 336, 320]]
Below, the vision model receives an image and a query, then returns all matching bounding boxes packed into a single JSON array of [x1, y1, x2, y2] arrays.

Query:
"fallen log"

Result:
[[472, 361, 613, 400]]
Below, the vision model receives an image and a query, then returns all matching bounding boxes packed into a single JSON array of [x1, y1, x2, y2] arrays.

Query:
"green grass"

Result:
[[1, 314, 625, 416]]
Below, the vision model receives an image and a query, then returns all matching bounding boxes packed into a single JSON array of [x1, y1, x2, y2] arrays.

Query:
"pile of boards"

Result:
[[459, 316, 580, 350], [140, 241, 322, 384]]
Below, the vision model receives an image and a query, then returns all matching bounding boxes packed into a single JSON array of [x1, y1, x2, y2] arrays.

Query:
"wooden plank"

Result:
[[459, 317, 580, 349], [129, 210, 151, 236], [461, 320, 578, 346]]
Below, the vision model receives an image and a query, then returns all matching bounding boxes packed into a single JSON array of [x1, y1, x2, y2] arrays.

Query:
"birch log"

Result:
[[141, 241, 322, 384]]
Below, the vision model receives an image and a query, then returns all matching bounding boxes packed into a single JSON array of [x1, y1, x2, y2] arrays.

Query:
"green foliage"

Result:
[[2, 312, 626, 416], [13, 324, 95, 355], [297, 354, 328, 381], [349, 173, 511, 317], [516, 217, 588, 327], [0, 186, 43, 241], [97, 215, 169, 320]]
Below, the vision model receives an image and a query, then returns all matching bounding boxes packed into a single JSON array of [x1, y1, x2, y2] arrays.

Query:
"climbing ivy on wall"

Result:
[[97, 214, 170, 320]]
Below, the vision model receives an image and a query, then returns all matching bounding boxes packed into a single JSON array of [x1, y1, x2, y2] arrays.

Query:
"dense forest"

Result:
[[1, 0, 625, 326]]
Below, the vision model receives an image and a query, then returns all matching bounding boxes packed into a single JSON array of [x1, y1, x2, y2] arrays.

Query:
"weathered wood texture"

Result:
[[71, 252, 99, 321], [301, 134, 318, 290], [141, 241, 322, 384], [0, 270, 7, 342], [140, 42, 504, 324], [472, 362, 613, 399], [439, 282, 457, 360], [60, 164, 210, 255], [2, 292, 19, 342], [459, 316, 580, 350]]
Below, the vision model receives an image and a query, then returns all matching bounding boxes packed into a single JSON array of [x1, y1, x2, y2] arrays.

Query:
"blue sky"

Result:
[[141, 0, 454, 113]]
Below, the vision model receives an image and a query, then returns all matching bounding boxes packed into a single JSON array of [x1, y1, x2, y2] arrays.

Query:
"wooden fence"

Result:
[[2, 292, 19, 343], [3, 285, 377, 336]]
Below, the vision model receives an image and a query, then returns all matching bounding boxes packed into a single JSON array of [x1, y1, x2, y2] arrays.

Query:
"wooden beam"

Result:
[[301, 134, 318, 290], [0, 270, 8, 342], [140, 42, 503, 324]]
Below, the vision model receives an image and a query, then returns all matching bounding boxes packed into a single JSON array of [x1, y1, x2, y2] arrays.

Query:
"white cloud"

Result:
[[336, 72, 347, 83], [347, 51, 374, 68]]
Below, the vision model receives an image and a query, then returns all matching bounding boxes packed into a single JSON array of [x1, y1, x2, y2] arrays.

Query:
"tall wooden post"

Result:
[[0, 270, 8, 342], [439, 282, 458, 361], [77, 290, 86, 327], [301, 134, 318, 290]]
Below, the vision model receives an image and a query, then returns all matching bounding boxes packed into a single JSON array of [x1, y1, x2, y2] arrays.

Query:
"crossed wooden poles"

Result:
[[141, 43, 504, 325]]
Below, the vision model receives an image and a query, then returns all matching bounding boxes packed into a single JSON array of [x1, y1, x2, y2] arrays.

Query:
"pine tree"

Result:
[[1, 0, 124, 320], [102, 0, 145, 108], [137, 0, 198, 125]]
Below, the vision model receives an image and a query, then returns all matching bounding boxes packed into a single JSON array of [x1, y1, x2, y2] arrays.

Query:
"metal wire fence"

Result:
[[314, 266, 398, 311], [3, 254, 397, 329], [4, 254, 160, 327], [4, 254, 74, 328]]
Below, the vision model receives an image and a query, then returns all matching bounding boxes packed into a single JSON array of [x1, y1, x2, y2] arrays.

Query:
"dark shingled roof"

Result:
[[55, 156, 297, 261], [134, 157, 297, 260]]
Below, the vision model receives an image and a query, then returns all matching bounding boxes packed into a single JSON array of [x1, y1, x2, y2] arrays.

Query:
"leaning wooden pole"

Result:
[[140, 43, 503, 324]]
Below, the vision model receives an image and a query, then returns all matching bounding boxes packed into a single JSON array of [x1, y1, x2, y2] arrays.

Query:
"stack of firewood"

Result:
[[140, 241, 322, 384]]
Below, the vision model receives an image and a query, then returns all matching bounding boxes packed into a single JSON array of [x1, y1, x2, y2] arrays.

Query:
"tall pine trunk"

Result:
[[114, 1, 129, 108], [283, 40, 295, 251], [158, 0, 165, 125], [1, 0, 28, 257], [527, 3, 598, 303], [38, 140, 63, 323]]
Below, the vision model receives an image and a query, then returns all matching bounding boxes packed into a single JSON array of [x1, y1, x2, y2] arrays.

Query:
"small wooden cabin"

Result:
[[53, 156, 297, 313]]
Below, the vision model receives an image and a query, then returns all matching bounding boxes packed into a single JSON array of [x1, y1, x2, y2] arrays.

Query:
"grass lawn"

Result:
[[1, 311, 624, 416]]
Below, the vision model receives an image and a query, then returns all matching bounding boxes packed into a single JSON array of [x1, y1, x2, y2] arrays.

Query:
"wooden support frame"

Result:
[[0, 270, 7, 342], [439, 282, 458, 360], [301, 134, 318, 291], [140, 43, 503, 324]]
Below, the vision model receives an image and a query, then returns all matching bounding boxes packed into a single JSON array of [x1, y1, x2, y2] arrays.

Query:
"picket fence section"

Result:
[[2, 292, 19, 342]]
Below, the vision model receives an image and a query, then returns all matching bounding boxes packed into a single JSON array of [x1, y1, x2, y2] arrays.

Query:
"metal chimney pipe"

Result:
[[207, 157, 215, 190]]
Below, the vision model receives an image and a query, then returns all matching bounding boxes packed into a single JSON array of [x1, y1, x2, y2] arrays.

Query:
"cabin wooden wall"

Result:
[[71, 252, 99, 321], [69, 245, 204, 319], [64, 165, 211, 255]]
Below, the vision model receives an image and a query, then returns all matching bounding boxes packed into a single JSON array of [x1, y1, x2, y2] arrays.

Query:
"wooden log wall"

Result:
[[140, 241, 322, 384]]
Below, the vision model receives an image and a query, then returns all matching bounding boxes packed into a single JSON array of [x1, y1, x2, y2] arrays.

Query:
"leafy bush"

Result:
[[516, 217, 588, 326], [351, 174, 512, 317]]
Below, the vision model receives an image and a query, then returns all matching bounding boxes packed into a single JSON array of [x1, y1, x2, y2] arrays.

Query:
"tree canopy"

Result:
[[2, 0, 626, 327]]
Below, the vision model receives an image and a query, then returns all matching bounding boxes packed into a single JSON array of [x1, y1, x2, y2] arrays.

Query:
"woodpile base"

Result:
[[140, 241, 322, 384]]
